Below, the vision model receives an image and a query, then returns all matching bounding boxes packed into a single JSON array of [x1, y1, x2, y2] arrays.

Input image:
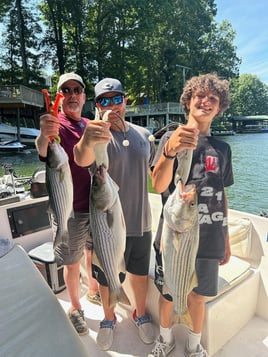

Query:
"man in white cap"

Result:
[[35, 73, 110, 335], [74, 77, 156, 351]]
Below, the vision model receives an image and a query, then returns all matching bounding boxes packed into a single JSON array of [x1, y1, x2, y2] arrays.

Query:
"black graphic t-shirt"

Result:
[[152, 133, 234, 260], [187, 135, 233, 259]]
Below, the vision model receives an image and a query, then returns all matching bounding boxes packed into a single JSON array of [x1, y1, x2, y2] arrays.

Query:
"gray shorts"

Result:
[[154, 244, 219, 300], [54, 212, 92, 265]]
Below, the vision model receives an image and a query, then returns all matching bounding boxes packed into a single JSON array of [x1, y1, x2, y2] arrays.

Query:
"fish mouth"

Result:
[[179, 183, 196, 203], [93, 164, 106, 185]]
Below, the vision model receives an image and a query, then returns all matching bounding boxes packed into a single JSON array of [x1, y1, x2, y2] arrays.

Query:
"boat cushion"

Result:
[[210, 216, 253, 300], [228, 216, 252, 259], [213, 255, 252, 300], [0, 239, 88, 357]]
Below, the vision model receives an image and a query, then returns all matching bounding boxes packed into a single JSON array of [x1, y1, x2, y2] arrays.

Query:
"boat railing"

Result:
[[126, 102, 185, 115], [0, 85, 44, 108]]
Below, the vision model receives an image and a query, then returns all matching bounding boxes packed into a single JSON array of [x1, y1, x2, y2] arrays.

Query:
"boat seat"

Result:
[[0, 238, 88, 357]]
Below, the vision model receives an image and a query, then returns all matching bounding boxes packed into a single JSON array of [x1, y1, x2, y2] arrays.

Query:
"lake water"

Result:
[[222, 133, 268, 215], [0, 133, 267, 215]]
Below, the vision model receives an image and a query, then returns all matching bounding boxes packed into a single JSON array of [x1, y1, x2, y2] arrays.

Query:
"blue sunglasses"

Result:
[[97, 95, 124, 107]]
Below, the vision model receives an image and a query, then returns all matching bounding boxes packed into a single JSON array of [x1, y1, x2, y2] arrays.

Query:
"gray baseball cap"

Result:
[[95, 78, 124, 99], [57, 72, 85, 92]]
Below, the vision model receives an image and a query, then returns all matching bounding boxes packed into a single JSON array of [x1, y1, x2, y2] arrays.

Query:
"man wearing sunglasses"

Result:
[[35, 72, 109, 336], [74, 78, 156, 351]]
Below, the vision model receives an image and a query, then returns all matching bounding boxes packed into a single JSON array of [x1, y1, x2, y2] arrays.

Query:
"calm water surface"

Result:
[[0, 133, 267, 215], [222, 133, 268, 215]]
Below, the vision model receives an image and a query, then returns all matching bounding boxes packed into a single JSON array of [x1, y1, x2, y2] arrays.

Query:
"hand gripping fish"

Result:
[[42, 90, 73, 252], [161, 149, 199, 315], [90, 111, 130, 307]]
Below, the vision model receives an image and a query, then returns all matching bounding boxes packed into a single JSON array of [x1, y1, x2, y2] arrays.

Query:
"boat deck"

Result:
[[1, 192, 268, 357], [57, 282, 268, 357]]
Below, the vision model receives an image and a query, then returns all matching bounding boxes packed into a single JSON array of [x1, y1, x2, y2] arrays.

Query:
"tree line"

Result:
[[0, 0, 268, 115]]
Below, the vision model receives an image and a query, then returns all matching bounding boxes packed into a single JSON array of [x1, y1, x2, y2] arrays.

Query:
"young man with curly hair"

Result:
[[149, 73, 233, 357]]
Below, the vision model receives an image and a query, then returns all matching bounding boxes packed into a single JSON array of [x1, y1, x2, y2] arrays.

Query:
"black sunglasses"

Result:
[[61, 86, 84, 95], [97, 95, 124, 107]]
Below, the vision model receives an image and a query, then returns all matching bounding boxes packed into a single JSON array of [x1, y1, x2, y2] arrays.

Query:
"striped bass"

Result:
[[46, 139, 73, 251], [161, 149, 199, 315], [90, 110, 130, 307]]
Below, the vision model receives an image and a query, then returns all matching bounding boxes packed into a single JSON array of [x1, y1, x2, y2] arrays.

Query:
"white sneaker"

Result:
[[96, 317, 116, 351], [184, 341, 209, 357], [148, 335, 175, 357], [132, 309, 155, 344]]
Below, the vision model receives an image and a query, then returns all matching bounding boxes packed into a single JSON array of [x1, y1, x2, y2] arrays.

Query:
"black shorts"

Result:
[[93, 231, 152, 286], [154, 244, 219, 301]]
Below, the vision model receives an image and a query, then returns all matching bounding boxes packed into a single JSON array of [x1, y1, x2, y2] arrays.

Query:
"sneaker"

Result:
[[184, 341, 209, 357], [132, 309, 155, 344], [148, 335, 175, 357], [86, 292, 102, 305], [68, 309, 88, 336], [96, 316, 117, 351]]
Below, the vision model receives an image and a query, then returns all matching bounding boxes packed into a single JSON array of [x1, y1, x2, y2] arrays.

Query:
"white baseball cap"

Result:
[[57, 72, 85, 92]]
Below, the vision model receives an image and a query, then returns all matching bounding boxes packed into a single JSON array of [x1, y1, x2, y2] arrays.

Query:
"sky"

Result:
[[216, 0, 268, 85]]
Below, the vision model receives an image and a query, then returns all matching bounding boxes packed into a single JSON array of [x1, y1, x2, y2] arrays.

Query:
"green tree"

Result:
[[0, 1, 12, 17], [39, 0, 95, 92], [197, 20, 241, 78], [0, 0, 242, 101], [229, 74, 268, 116], [39, 0, 67, 75], [0, 0, 44, 87]]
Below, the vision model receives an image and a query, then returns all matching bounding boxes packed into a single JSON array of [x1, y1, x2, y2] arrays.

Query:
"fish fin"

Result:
[[162, 283, 171, 297], [109, 290, 119, 307], [106, 210, 114, 227], [120, 212, 126, 231], [119, 258, 126, 275], [59, 170, 64, 182], [47, 203, 53, 215], [189, 271, 198, 291], [92, 251, 101, 267], [118, 288, 131, 306], [173, 232, 181, 251], [173, 309, 193, 329], [109, 288, 130, 308], [175, 149, 193, 184], [53, 231, 70, 250], [181, 309, 193, 329], [159, 239, 163, 253]]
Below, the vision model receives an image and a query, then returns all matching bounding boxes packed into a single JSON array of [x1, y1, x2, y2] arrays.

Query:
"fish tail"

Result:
[[119, 287, 131, 306], [53, 230, 70, 250], [109, 288, 130, 308], [108, 291, 118, 308]]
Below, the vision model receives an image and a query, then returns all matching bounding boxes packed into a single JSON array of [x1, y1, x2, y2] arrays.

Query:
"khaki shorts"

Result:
[[54, 212, 92, 265]]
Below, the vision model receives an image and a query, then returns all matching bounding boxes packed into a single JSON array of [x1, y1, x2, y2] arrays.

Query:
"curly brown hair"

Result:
[[180, 73, 230, 115]]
